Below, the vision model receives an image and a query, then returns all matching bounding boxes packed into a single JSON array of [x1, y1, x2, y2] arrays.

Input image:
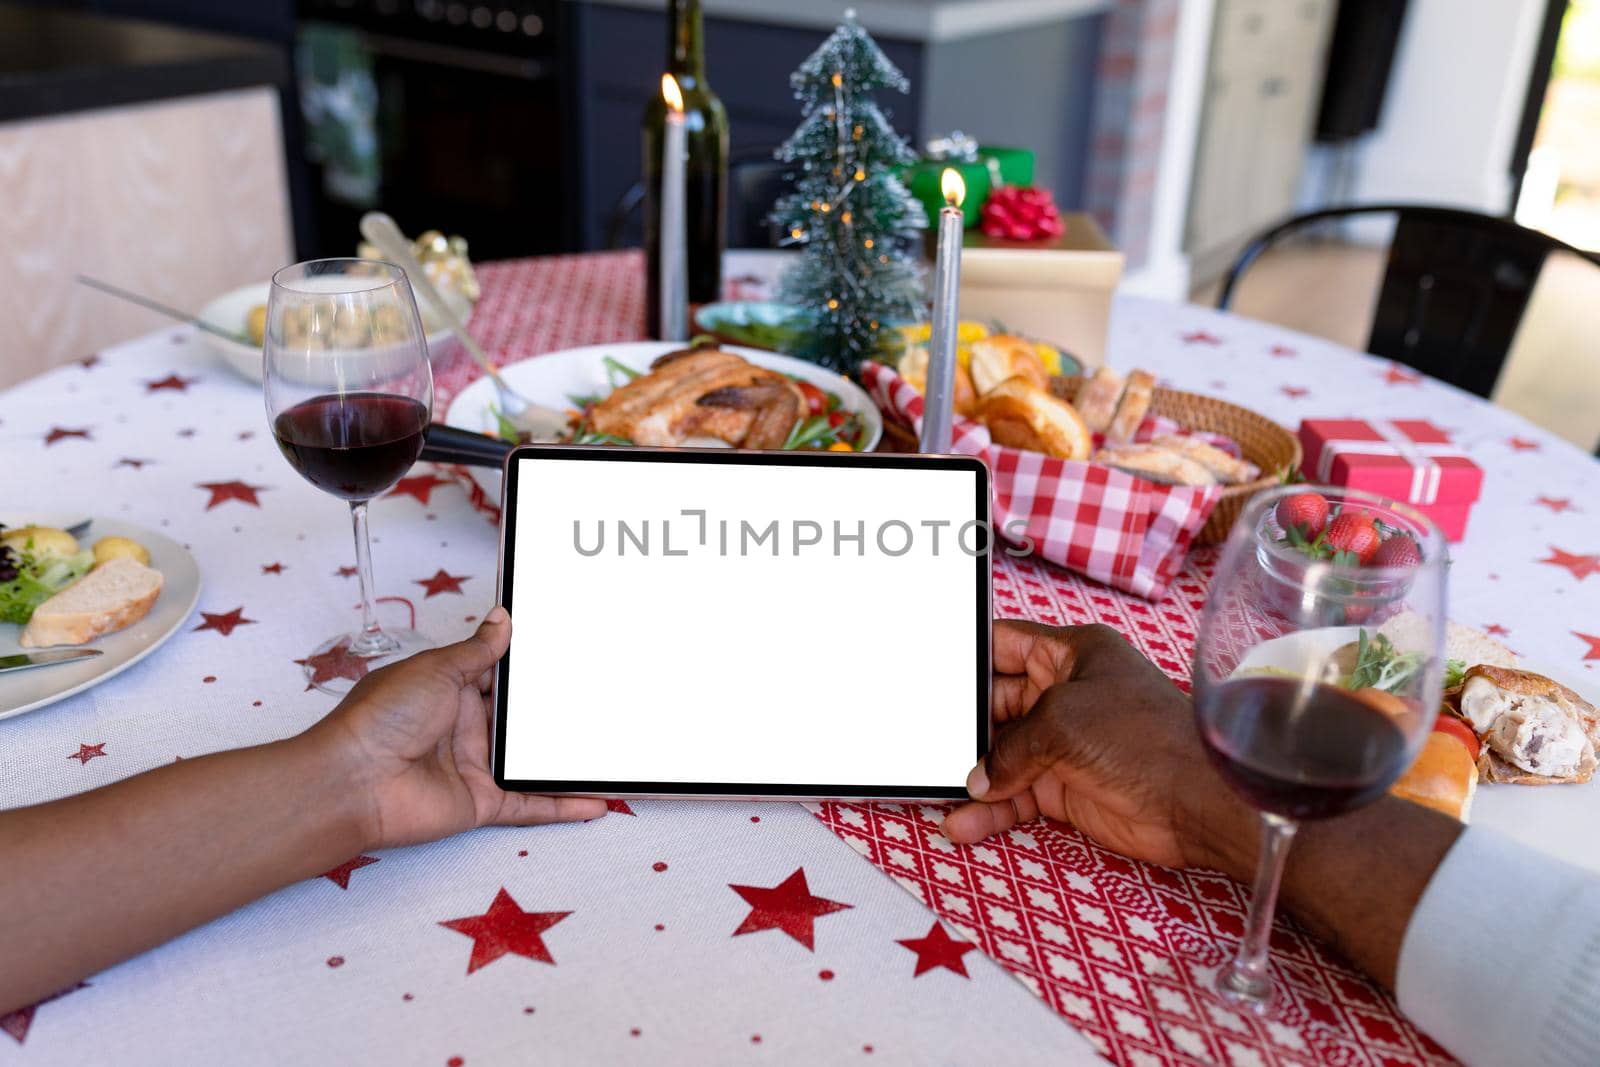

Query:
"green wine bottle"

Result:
[[643, 0, 729, 338]]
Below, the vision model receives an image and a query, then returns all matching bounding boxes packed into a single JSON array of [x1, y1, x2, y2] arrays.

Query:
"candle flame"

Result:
[[941, 168, 966, 207], [661, 73, 684, 113]]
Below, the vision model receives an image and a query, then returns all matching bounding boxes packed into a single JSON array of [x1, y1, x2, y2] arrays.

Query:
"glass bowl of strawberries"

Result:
[[1251, 485, 1445, 629]]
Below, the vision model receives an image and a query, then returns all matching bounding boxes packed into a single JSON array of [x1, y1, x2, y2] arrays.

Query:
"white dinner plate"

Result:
[[0, 516, 202, 722], [443, 341, 885, 502], [1236, 626, 1600, 873], [198, 281, 460, 385]]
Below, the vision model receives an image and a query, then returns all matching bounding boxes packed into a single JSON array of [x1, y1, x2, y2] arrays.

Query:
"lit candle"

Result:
[[659, 73, 689, 342], [921, 167, 966, 454]]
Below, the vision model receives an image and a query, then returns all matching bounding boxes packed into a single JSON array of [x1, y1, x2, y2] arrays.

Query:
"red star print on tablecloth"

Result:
[[1575, 633, 1600, 662], [1381, 364, 1422, 386], [321, 855, 380, 889], [1280, 385, 1309, 399], [1541, 547, 1600, 581], [296, 640, 369, 689], [1536, 496, 1577, 514], [896, 922, 977, 978], [1181, 330, 1221, 345], [68, 743, 106, 765], [440, 887, 571, 973], [1, 983, 86, 1045], [1269, 344, 1296, 357], [197, 480, 266, 510], [334, 565, 359, 578], [261, 562, 285, 575], [416, 569, 470, 597], [145, 373, 198, 392], [606, 799, 636, 816], [389, 473, 450, 505], [729, 867, 851, 950], [1484, 623, 1511, 637], [1508, 436, 1541, 452], [115, 457, 152, 469], [193, 607, 256, 636], [43, 427, 91, 446]]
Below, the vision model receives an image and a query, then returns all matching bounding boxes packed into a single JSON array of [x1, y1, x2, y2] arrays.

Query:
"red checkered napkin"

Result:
[[861, 362, 1221, 600]]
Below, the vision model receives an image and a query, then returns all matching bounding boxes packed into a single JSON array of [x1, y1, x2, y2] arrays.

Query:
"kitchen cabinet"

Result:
[[1186, 0, 1335, 281]]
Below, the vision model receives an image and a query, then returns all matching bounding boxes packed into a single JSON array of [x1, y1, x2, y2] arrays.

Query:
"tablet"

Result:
[[493, 446, 991, 801]]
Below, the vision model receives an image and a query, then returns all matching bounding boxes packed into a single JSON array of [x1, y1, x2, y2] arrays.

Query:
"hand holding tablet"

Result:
[[492, 447, 993, 801]]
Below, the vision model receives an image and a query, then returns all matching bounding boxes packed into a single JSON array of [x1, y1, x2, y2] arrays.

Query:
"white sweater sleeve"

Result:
[[1396, 827, 1600, 1066]]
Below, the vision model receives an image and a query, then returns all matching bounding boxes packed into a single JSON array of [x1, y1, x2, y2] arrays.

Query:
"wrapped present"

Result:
[[861, 361, 1219, 600], [901, 135, 1034, 228], [1298, 418, 1484, 541], [956, 213, 1124, 367]]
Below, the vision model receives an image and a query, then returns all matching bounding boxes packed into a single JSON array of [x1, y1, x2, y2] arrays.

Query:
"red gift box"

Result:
[[1298, 418, 1483, 540]]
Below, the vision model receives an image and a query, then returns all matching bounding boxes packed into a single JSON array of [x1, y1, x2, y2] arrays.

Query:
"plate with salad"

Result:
[[0, 516, 201, 721], [442, 341, 883, 503]]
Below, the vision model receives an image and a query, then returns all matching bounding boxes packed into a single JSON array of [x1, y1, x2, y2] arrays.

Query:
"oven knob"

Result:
[[375, 0, 397, 12], [446, 2, 468, 25], [416, 0, 442, 19], [496, 9, 517, 31], [470, 5, 491, 27], [521, 12, 543, 35]]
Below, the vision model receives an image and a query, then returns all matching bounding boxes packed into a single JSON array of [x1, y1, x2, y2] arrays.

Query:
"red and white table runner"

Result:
[[3, 251, 1598, 1066]]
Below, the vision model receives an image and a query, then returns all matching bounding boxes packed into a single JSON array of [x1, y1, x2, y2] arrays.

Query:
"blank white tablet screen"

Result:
[[498, 453, 985, 795]]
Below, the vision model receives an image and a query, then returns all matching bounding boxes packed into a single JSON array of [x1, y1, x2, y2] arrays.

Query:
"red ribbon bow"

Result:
[[980, 185, 1064, 243]]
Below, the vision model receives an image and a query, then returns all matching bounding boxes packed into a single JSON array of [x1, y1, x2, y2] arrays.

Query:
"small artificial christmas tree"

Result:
[[770, 11, 927, 373]]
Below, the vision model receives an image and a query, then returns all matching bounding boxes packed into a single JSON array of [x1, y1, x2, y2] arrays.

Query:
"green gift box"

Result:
[[901, 145, 1034, 228]]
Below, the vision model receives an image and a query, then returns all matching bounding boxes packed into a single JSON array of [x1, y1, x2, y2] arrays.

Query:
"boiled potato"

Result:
[[246, 304, 268, 347], [92, 536, 151, 567], [1, 526, 79, 559]]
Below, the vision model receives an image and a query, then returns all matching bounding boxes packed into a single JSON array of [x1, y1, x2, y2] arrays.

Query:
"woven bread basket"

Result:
[[1050, 376, 1300, 544]]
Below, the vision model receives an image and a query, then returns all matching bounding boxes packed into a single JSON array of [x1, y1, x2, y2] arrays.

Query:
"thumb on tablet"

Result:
[[442, 606, 511, 681], [969, 710, 1061, 801]]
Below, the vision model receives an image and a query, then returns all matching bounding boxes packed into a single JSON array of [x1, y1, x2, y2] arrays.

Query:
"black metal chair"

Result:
[[1216, 204, 1600, 399], [605, 146, 791, 252]]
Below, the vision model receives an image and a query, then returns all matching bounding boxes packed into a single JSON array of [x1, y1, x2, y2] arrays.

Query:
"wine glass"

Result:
[[1192, 485, 1447, 1014], [264, 259, 434, 693]]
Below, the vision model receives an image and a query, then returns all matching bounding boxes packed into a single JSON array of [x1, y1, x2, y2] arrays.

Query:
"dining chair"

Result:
[[605, 146, 790, 251], [1216, 204, 1600, 400]]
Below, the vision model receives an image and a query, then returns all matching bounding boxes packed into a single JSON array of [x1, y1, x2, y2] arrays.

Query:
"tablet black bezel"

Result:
[[491, 444, 992, 801]]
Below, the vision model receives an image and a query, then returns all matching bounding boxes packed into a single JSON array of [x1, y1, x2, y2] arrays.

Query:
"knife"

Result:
[[0, 649, 102, 674]]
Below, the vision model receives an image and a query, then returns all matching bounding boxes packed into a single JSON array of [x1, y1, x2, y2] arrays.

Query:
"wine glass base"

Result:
[[299, 629, 433, 696], [1215, 962, 1277, 1016]]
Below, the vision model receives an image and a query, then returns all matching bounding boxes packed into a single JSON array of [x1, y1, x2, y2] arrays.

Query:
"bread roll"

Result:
[[1091, 444, 1216, 486], [1150, 434, 1260, 485], [1075, 366, 1123, 432], [970, 335, 1049, 394], [898, 346, 978, 416], [20, 558, 163, 648], [1106, 370, 1156, 444], [978, 376, 1092, 460], [1391, 732, 1478, 821]]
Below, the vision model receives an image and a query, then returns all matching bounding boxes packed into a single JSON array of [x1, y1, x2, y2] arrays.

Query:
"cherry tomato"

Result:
[[797, 381, 827, 416], [1433, 713, 1480, 761], [827, 410, 846, 428]]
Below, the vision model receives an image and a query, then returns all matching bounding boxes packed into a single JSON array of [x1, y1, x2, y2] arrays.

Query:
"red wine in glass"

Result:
[[1197, 677, 1412, 821], [264, 258, 435, 693], [272, 392, 429, 501]]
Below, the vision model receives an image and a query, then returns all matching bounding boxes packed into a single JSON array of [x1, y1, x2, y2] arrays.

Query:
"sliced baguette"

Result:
[[20, 558, 163, 648]]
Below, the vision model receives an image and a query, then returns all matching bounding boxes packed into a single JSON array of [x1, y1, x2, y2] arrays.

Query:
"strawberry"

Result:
[[1275, 492, 1329, 539], [1324, 510, 1382, 565], [1373, 533, 1423, 568]]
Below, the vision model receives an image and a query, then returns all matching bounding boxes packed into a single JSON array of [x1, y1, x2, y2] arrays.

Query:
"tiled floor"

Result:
[[1190, 239, 1600, 452]]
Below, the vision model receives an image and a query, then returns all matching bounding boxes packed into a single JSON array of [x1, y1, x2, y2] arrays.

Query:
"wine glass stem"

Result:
[[1219, 813, 1298, 1012], [348, 500, 387, 656]]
